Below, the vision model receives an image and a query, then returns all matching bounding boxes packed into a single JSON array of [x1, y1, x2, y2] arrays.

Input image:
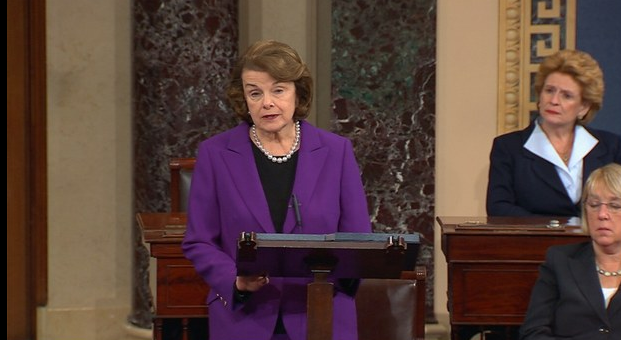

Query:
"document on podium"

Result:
[[236, 232, 420, 279]]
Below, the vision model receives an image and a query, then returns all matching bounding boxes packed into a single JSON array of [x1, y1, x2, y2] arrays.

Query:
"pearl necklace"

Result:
[[251, 121, 300, 163], [596, 265, 621, 277]]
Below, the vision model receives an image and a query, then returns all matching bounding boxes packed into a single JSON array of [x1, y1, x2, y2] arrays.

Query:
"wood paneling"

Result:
[[7, 0, 47, 339]]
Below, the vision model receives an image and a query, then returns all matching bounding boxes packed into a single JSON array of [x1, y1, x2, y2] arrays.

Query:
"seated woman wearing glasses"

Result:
[[519, 163, 621, 340]]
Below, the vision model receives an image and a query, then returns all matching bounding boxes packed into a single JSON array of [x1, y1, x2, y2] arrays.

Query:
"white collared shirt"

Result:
[[524, 120, 598, 203], [603, 287, 617, 308]]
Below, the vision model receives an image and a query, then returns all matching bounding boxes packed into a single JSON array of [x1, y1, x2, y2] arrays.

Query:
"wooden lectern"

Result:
[[236, 232, 420, 340]]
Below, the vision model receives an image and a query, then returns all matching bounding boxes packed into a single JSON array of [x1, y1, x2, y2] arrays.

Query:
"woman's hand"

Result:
[[235, 274, 270, 292]]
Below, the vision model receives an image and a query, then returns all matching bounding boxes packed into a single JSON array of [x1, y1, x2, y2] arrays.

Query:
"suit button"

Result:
[[598, 328, 609, 333]]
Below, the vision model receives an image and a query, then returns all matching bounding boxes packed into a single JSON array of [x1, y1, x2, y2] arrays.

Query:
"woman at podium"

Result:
[[182, 40, 372, 340]]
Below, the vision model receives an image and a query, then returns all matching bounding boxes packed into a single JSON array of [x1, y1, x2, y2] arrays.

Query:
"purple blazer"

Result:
[[182, 120, 372, 340]]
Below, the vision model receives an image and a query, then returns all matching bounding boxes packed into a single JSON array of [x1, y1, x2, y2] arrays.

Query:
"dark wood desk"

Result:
[[138, 212, 209, 340], [438, 216, 589, 340]]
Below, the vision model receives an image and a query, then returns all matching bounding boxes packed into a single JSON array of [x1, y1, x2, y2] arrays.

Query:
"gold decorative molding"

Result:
[[497, 0, 576, 135]]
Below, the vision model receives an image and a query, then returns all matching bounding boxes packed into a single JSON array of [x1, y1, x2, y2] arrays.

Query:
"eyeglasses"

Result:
[[585, 200, 621, 213]]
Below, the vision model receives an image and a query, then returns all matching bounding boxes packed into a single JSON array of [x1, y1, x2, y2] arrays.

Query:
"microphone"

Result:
[[291, 194, 302, 230]]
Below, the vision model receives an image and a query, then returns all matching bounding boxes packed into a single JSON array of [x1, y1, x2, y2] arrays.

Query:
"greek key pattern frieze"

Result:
[[497, 0, 575, 134]]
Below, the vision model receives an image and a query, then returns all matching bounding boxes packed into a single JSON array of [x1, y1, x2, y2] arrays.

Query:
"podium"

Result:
[[237, 232, 420, 340]]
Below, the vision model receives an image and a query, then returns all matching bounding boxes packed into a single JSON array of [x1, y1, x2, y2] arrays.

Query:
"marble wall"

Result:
[[331, 0, 437, 319], [132, 0, 239, 327], [132, 0, 436, 328]]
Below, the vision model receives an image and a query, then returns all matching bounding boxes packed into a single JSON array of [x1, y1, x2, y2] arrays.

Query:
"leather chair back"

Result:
[[169, 158, 196, 212], [356, 268, 426, 340]]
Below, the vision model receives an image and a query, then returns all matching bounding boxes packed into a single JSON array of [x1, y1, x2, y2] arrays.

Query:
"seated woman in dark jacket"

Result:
[[519, 163, 621, 340], [486, 49, 621, 217]]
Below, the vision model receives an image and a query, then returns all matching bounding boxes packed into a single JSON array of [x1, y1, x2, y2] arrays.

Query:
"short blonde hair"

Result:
[[534, 49, 604, 125], [581, 163, 621, 233]]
